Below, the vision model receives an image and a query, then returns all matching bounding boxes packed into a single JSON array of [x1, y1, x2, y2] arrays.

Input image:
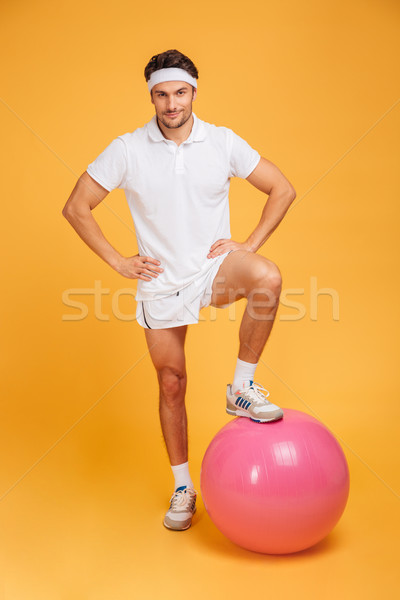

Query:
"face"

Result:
[[151, 81, 197, 130]]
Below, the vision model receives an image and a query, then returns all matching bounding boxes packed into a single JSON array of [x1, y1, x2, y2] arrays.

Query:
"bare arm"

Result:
[[208, 156, 296, 258], [62, 172, 163, 281], [243, 157, 296, 253]]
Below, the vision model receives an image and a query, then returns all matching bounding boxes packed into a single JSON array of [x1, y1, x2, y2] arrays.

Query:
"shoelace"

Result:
[[169, 488, 197, 511], [236, 381, 271, 406]]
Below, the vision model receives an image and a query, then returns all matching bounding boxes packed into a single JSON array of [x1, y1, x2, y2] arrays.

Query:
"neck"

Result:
[[156, 113, 194, 147]]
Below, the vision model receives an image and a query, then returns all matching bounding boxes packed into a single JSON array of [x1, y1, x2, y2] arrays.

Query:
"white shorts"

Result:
[[136, 251, 234, 329]]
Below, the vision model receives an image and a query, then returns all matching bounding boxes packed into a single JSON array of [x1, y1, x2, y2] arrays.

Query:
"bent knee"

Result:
[[250, 259, 282, 295]]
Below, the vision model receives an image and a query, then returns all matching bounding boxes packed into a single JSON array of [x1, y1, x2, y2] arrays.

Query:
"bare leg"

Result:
[[209, 250, 282, 363], [237, 276, 282, 363], [144, 325, 189, 466]]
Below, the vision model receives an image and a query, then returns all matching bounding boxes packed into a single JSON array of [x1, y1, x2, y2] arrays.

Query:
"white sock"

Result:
[[233, 357, 257, 393], [171, 461, 194, 491]]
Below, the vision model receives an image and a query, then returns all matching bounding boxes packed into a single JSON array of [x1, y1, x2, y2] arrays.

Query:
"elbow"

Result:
[[286, 185, 296, 203], [62, 200, 88, 221], [287, 182, 296, 199], [62, 203, 81, 222], [274, 184, 296, 204], [273, 181, 296, 202], [62, 205, 72, 220]]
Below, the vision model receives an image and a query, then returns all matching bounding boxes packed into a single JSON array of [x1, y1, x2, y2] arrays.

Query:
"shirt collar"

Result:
[[147, 111, 206, 143]]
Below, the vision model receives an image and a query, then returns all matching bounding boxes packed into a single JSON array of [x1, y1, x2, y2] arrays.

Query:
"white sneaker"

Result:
[[226, 380, 284, 423], [163, 486, 197, 531]]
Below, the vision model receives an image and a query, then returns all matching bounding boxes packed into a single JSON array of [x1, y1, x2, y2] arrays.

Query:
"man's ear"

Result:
[[150, 91, 154, 105], [192, 88, 197, 101]]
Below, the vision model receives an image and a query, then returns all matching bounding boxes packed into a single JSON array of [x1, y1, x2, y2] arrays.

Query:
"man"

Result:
[[62, 49, 296, 532]]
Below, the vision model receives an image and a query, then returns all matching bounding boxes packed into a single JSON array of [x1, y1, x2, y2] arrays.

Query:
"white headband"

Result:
[[147, 68, 197, 92]]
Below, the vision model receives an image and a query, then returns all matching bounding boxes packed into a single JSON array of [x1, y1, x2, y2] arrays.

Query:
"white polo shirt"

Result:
[[86, 112, 261, 301]]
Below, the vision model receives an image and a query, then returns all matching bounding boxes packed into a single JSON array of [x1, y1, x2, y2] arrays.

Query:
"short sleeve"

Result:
[[228, 129, 261, 179], [86, 136, 127, 191]]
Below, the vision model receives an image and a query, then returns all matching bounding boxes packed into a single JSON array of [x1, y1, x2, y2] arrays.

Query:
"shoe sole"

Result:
[[226, 407, 283, 423], [163, 507, 196, 531]]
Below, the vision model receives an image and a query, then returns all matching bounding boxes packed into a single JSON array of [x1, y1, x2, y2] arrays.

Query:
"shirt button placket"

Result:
[[175, 146, 185, 173]]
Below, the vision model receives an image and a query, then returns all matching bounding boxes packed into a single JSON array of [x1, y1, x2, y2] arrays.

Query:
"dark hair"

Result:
[[144, 49, 199, 93]]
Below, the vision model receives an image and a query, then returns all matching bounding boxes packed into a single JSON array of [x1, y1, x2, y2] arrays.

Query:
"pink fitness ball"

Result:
[[200, 408, 350, 554]]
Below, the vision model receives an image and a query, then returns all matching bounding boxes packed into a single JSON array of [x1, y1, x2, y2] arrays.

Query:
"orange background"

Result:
[[1, 0, 399, 598]]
